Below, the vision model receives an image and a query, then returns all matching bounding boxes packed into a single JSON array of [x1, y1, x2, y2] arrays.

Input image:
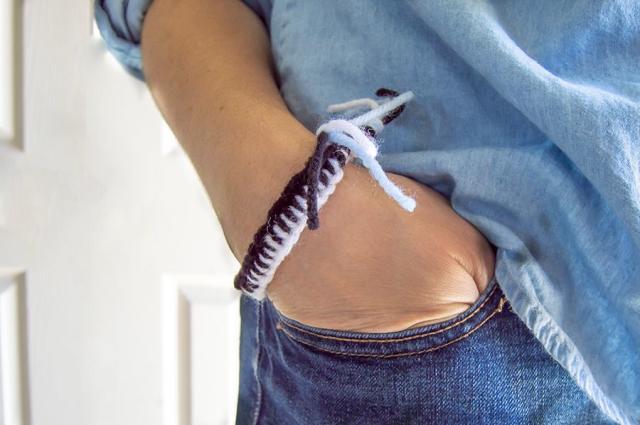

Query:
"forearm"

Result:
[[140, 0, 321, 257]]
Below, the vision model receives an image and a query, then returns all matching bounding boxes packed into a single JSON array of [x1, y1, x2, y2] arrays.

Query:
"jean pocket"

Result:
[[269, 276, 507, 358]]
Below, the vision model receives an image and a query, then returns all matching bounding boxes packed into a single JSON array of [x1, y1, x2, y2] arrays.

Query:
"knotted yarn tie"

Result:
[[305, 90, 417, 230]]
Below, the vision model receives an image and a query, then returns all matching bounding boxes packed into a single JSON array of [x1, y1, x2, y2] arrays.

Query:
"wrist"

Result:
[[208, 121, 317, 260]]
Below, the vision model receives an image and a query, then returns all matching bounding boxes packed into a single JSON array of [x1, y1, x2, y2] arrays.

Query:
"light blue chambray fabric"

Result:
[[94, 1, 640, 423]]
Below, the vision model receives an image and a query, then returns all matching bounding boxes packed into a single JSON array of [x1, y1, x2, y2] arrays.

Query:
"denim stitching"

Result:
[[278, 297, 506, 358], [278, 284, 499, 344], [252, 300, 264, 425]]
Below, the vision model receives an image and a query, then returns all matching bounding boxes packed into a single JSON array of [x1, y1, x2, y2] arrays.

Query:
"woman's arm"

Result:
[[141, 0, 318, 258], [141, 0, 495, 332]]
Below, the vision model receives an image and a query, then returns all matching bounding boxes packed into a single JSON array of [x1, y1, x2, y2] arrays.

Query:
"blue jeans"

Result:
[[236, 277, 613, 424]]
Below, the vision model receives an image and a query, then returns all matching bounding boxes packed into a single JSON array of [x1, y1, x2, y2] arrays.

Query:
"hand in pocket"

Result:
[[266, 165, 496, 333]]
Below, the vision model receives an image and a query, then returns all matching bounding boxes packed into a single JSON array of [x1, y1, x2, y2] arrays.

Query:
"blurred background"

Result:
[[0, 1, 242, 424]]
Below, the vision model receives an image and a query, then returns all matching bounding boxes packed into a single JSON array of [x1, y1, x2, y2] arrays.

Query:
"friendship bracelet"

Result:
[[233, 89, 417, 300]]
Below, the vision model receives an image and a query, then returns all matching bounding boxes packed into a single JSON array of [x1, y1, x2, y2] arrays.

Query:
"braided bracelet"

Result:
[[233, 89, 416, 300]]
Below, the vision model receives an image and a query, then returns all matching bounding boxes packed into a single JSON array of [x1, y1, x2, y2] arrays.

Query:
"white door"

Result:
[[0, 1, 241, 424]]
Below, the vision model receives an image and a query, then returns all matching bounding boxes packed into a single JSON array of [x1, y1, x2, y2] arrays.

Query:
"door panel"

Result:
[[0, 2, 241, 424]]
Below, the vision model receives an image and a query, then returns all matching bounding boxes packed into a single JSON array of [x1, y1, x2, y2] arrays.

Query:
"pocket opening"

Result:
[[271, 276, 507, 357]]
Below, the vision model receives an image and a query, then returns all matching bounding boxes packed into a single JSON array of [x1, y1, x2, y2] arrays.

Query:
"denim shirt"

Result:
[[95, 1, 640, 423]]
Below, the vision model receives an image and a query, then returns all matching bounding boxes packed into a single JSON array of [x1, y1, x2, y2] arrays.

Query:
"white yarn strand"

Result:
[[349, 91, 414, 128], [327, 97, 380, 113], [316, 90, 417, 212]]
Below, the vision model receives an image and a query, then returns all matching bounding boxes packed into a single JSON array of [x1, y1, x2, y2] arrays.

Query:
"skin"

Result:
[[141, 0, 496, 332]]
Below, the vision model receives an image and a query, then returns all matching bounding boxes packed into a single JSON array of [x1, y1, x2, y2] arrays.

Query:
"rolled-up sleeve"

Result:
[[94, 0, 272, 81], [94, 0, 152, 80]]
